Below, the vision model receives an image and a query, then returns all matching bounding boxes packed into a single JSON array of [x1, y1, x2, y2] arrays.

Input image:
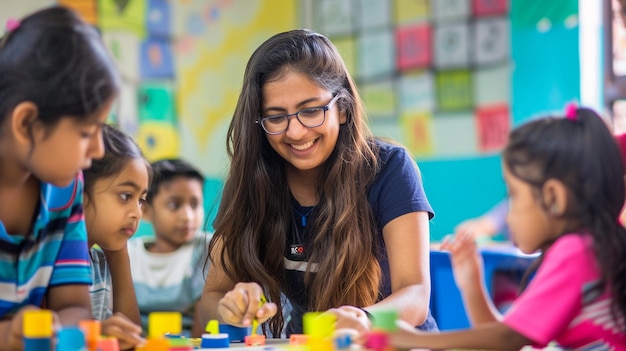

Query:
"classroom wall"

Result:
[[1, 0, 580, 240]]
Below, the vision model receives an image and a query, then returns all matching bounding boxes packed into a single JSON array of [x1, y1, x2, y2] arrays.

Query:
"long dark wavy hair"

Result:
[[504, 108, 626, 331], [209, 29, 382, 336]]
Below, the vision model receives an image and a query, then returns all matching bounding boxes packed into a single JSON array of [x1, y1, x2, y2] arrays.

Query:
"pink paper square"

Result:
[[476, 104, 510, 152], [473, 0, 507, 17], [396, 25, 432, 71]]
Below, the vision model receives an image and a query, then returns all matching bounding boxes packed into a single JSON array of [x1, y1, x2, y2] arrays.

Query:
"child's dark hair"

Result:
[[147, 159, 205, 203], [504, 107, 626, 331], [83, 124, 151, 203], [0, 6, 120, 129]]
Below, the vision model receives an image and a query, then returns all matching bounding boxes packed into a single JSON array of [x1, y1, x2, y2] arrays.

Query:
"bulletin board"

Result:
[[306, 0, 512, 159], [3, 0, 579, 239], [60, 0, 297, 175]]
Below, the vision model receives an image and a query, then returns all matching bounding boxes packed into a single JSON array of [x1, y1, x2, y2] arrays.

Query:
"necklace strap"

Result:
[[293, 205, 315, 227]]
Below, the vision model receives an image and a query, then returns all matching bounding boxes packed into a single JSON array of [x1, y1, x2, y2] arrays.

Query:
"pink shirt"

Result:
[[504, 233, 626, 350]]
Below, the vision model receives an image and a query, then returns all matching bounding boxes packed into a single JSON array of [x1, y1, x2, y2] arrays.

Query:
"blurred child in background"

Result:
[[390, 108, 626, 350], [0, 6, 119, 350], [83, 124, 150, 350], [128, 159, 210, 337]]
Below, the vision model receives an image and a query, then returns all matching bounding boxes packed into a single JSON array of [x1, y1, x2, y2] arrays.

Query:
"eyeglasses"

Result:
[[256, 94, 341, 135]]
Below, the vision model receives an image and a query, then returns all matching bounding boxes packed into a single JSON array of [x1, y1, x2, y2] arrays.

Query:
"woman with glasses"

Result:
[[200, 29, 437, 341]]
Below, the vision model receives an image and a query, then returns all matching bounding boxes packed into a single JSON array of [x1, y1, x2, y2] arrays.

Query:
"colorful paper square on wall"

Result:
[[436, 70, 473, 111], [356, 0, 391, 31], [99, 0, 147, 37], [140, 38, 174, 79], [476, 104, 510, 152], [473, 0, 507, 17], [396, 25, 431, 71], [394, 0, 429, 25], [401, 112, 434, 156], [147, 0, 171, 38], [434, 23, 470, 68], [314, 0, 353, 36], [103, 31, 140, 82], [431, 0, 470, 23], [136, 121, 180, 162], [59, 0, 97, 25], [358, 30, 395, 81], [361, 80, 396, 120], [332, 37, 357, 77], [399, 71, 434, 112], [473, 18, 510, 66], [112, 80, 139, 134], [473, 64, 510, 105], [432, 111, 478, 156], [138, 83, 176, 124]]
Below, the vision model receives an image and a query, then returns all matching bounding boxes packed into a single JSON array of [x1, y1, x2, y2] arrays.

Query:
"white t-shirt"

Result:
[[127, 233, 211, 333]]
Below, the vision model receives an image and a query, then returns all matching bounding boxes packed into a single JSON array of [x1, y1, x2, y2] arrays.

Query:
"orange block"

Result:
[[244, 334, 266, 346]]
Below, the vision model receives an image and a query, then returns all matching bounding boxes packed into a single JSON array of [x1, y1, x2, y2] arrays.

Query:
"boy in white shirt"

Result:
[[128, 159, 210, 337]]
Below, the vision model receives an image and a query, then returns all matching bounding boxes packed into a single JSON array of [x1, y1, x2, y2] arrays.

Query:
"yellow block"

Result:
[[23, 310, 53, 338], [148, 312, 182, 338]]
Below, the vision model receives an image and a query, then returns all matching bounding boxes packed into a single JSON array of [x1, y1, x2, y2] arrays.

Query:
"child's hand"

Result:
[[6, 306, 61, 351], [326, 306, 371, 344], [101, 312, 145, 351], [217, 282, 277, 327], [441, 232, 483, 292], [454, 216, 497, 239]]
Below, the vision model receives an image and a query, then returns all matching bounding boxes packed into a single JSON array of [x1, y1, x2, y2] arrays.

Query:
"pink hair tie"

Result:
[[5, 18, 20, 32], [564, 102, 577, 120]]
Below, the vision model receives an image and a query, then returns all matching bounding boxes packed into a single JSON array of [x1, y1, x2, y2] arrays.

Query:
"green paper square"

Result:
[[99, 0, 147, 38], [436, 70, 473, 111], [138, 83, 176, 124]]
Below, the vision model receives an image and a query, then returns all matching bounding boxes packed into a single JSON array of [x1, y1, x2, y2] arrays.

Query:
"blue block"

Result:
[[219, 324, 251, 343]]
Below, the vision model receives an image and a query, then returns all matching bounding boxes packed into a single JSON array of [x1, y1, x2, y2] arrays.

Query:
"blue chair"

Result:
[[429, 245, 538, 330]]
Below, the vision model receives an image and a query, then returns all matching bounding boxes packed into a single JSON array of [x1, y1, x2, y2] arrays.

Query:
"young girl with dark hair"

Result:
[[390, 108, 626, 350], [0, 6, 120, 350], [83, 124, 151, 350]]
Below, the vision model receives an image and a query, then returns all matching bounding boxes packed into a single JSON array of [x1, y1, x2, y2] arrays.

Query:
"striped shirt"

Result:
[[0, 174, 92, 317]]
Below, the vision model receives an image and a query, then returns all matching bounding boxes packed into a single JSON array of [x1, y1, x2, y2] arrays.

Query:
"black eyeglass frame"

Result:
[[255, 94, 342, 135]]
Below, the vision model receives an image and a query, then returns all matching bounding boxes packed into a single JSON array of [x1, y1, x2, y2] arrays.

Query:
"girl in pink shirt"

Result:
[[390, 107, 626, 350]]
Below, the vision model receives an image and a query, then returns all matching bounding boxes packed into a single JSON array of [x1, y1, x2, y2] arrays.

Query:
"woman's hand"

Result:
[[101, 312, 145, 351], [326, 306, 371, 344], [217, 282, 277, 327]]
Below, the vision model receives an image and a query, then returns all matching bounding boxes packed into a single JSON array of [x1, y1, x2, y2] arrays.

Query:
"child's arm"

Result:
[[102, 245, 144, 349], [46, 284, 92, 324], [192, 299, 204, 338], [389, 319, 531, 351], [441, 233, 501, 325], [104, 244, 141, 326]]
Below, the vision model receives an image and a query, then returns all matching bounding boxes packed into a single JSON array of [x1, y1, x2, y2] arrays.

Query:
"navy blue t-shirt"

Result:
[[283, 140, 437, 335]]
